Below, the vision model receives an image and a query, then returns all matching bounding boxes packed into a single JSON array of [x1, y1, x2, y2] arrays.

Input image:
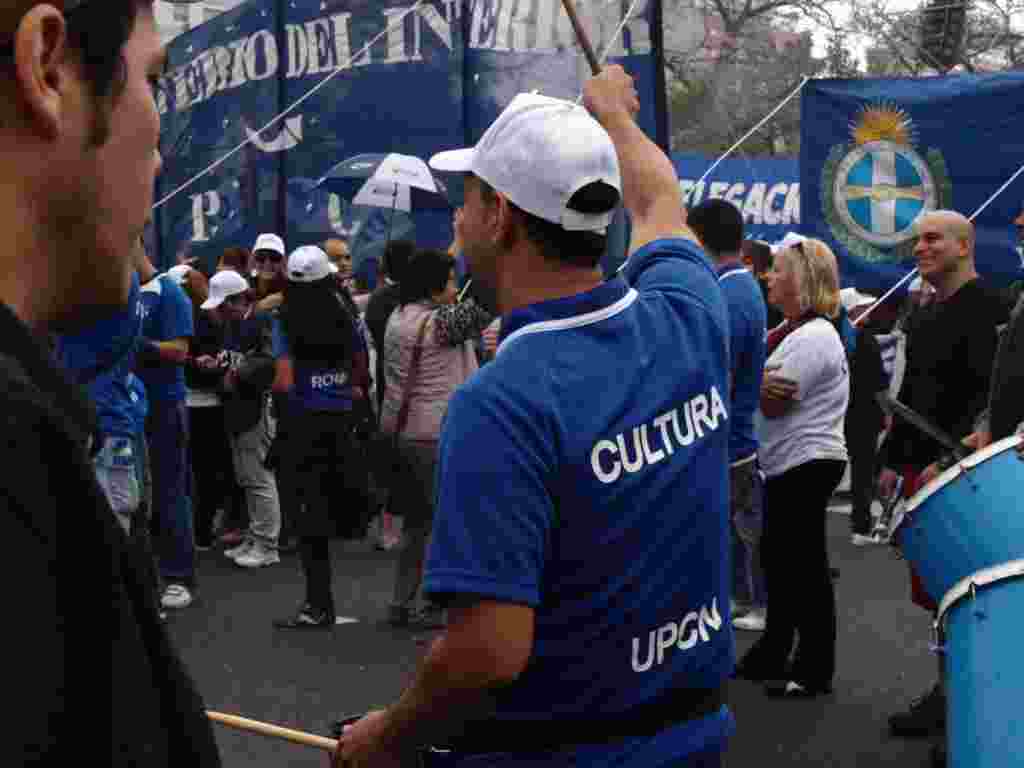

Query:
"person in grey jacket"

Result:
[[200, 270, 281, 568]]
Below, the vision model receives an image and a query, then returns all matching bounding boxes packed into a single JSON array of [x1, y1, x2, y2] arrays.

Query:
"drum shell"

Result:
[[941, 571, 1024, 768], [895, 436, 1024, 602]]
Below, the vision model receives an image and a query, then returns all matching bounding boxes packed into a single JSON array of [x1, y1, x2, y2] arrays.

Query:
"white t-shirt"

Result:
[[760, 318, 850, 477]]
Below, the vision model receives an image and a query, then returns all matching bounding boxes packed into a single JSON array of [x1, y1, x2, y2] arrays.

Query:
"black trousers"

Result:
[[845, 422, 881, 535], [740, 459, 846, 689], [188, 405, 238, 543], [281, 409, 358, 614]]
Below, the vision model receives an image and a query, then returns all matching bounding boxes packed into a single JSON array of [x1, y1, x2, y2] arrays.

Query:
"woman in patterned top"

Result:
[[380, 248, 493, 627]]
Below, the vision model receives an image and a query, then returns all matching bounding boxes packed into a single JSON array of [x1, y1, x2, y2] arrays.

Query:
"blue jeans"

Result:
[[93, 435, 142, 535], [731, 460, 766, 610], [147, 399, 194, 586]]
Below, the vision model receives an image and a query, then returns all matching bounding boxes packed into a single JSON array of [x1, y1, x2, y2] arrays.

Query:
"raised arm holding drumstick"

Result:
[[336, 63, 736, 768]]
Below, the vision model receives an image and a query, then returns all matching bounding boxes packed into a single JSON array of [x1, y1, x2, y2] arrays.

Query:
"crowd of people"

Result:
[[4, 2, 1022, 765]]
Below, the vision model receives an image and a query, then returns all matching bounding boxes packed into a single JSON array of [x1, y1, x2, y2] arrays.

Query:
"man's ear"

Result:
[[492, 192, 520, 248], [12, 5, 74, 141]]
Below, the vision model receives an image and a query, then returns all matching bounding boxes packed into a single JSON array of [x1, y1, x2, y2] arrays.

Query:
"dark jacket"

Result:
[[988, 294, 1024, 441], [364, 281, 402, 413], [185, 310, 227, 394], [221, 309, 276, 435], [0, 302, 220, 767], [845, 326, 887, 438]]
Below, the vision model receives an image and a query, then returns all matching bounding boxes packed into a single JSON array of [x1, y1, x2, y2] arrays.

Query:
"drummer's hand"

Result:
[[919, 462, 942, 486], [958, 430, 983, 454], [335, 710, 403, 768], [583, 65, 641, 123], [878, 467, 899, 499]]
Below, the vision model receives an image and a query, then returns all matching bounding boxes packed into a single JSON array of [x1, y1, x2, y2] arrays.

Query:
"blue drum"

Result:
[[894, 435, 1024, 602], [938, 561, 1024, 768]]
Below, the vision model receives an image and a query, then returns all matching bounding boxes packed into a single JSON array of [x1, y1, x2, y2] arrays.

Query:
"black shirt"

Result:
[[846, 327, 887, 436], [364, 281, 402, 411], [0, 301, 221, 766], [881, 278, 1008, 470], [364, 281, 402, 354]]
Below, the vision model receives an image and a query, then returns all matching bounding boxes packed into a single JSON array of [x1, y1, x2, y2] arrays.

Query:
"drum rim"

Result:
[[937, 558, 1024, 623], [905, 434, 1022, 513]]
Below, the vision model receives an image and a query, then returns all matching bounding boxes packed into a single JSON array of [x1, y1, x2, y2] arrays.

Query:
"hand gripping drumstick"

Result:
[[560, 0, 602, 75], [207, 711, 338, 752]]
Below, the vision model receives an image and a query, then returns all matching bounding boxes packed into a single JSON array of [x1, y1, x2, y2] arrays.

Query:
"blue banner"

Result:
[[155, 0, 665, 274], [673, 152, 799, 245], [800, 75, 1024, 295]]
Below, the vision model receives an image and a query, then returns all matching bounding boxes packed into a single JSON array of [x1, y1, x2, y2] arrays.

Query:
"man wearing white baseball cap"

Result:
[[201, 270, 282, 570], [200, 268, 249, 311], [338, 67, 733, 767]]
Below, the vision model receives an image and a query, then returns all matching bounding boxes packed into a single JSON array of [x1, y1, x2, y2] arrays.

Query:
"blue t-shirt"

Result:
[[716, 264, 767, 464], [56, 272, 147, 439], [271, 318, 354, 412], [137, 274, 193, 403], [424, 238, 735, 765]]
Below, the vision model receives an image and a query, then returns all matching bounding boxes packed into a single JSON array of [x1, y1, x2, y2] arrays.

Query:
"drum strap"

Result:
[[434, 685, 724, 754]]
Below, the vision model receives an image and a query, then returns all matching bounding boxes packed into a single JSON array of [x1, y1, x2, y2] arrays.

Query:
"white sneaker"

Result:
[[234, 542, 281, 568], [851, 533, 876, 547], [161, 584, 193, 609], [733, 609, 766, 631], [224, 538, 252, 560]]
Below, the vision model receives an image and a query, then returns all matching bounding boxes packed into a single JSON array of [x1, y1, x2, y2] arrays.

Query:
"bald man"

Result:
[[879, 210, 1008, 743], [324, 238, 352, 276]]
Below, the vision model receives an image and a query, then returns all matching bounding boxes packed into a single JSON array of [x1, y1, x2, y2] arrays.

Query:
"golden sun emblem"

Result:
[[849, 103, 915, 146]]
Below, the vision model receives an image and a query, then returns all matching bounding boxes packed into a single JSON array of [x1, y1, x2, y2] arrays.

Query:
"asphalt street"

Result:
[[166, 507, 939, 768]]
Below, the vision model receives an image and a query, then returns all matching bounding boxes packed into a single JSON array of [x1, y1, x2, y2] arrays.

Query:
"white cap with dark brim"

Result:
[[430, 93, 621, 234], [201, 269, 249, 310], [287, 245, 335, 283]]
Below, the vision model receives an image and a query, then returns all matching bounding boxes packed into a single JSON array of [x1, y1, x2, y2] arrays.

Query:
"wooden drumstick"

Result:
[[560, 0, 602, 75], [207, 711, 339, 752]]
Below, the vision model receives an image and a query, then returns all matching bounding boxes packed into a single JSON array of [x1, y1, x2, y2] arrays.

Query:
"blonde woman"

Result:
[[735, 237, 850, 698]]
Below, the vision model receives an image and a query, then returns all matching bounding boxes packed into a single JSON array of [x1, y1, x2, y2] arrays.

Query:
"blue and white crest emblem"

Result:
[[834, 140, 936, 247], [823, 104, 952, 264]]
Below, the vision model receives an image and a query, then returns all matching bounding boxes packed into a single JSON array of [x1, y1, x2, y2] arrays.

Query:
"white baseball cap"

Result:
[[165, 264, 191, 286], [770, 232, 808, 255], [840, 287, 876, 311], [429, 93, 621, 233], [201, 269, 249, 310], [253, 233, 286, 255], [287, 245, 339, 283]]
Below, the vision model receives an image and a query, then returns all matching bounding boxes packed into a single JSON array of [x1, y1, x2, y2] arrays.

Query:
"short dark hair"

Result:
[[381, 239, 415, 284], [218, 246, 251, 273], [477, 177, 617, 269], [400, 249, 454, 306], [741, 240, 773, 276], [687, 199, 744, 256], [2, 1, 153, 143]]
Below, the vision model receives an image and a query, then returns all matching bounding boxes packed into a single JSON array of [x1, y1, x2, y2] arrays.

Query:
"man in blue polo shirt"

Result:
[[57, 271, 149, 536], [136, 245, 196, 610], [687, 199, 768, 632], [338, 67, 733, 768]]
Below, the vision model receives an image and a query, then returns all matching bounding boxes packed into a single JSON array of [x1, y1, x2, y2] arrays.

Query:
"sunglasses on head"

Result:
[[253, 251, 284, 264]]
